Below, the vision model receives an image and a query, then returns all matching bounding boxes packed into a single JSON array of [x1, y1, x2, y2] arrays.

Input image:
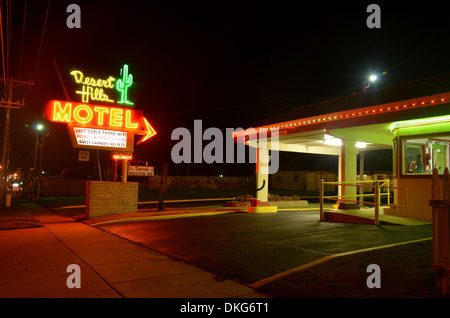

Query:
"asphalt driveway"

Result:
[[95, 210, 433, 287]]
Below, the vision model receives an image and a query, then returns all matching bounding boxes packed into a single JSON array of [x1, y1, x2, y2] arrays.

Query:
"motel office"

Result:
[[234, 73, 450, 221]]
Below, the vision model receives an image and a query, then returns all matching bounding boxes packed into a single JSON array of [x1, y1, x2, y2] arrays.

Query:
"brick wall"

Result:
[[85, 181, 138, 218]]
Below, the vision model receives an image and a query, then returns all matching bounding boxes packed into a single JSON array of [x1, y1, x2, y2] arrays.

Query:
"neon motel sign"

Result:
[[45, 65, 156, 152]]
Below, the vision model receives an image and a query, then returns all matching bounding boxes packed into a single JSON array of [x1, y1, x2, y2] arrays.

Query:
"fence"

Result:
[[319, 179, 408, 225], [430, 167, 450, 297]]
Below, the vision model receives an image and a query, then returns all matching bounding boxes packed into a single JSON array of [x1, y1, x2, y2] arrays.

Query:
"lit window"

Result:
[[402, 135, 449, 175]]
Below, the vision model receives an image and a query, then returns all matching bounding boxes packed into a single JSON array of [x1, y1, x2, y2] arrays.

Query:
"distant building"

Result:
[[270, 171, 337, 192]]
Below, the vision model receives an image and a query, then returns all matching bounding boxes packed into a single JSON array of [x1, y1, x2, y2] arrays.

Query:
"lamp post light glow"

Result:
[[33, 124, 45, 200], [34, 125, 43, 173], [363, 74, 379, 93]]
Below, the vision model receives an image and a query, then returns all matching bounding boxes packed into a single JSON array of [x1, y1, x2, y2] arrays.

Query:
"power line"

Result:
[[32, 0, 50, 83], [6, 0, 10, 79], [18, 0, 27, 81], [0, 2, 7, 99]]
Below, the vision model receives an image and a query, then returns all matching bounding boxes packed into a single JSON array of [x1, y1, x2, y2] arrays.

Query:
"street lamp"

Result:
[[362, 74, 378, 93], [32, 124, 44, 200], [34, 124, 43, 172]]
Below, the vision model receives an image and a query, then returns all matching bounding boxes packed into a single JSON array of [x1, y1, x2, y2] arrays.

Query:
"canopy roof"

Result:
[[234, 72, 450, 153]]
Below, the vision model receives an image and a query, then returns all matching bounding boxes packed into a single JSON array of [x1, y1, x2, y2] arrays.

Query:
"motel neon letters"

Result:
[[70, 70, 116, 103], [45, 100, 156, 151], [51, 101, 139, 129], [69, 64, 135, 105]]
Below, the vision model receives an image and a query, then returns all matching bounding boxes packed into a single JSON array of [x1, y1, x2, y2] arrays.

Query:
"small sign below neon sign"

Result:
[[128, 165, 154, 176], [112, 151, 133, 160], [74, 127, 127, 149]]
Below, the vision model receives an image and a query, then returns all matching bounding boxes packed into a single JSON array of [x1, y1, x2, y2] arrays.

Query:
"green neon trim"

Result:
[[390, 115, 450, 131], [116, 64, 134, 106]]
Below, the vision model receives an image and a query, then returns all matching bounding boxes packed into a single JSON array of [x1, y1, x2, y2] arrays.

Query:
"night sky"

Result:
[[2, 0, 450, 178]]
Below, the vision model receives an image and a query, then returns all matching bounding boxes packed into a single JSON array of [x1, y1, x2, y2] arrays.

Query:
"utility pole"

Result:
[[0, 78, 34, 207]]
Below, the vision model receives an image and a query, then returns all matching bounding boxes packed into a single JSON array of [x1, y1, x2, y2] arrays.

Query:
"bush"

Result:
[[236, 194, 253, 202], [268, 194, 301, 201]]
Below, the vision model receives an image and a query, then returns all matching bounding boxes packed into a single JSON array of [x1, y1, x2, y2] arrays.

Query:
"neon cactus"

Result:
[[116, 64, 134, 105]]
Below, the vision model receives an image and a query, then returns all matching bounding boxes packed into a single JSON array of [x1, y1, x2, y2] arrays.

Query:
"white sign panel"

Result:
[[128, 165, 154, 176], [73, 127, 127, 148]]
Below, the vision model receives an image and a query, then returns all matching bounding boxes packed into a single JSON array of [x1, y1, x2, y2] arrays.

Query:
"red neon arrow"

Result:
[[136, 117, 157, 144]]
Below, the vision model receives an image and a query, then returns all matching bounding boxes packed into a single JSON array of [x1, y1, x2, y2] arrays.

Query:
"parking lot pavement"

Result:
[[94, 210, 433, 286], [2, 200, 436, 299]]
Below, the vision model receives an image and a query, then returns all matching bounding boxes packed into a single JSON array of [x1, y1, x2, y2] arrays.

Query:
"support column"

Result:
[[359, 151, 365, 206], [338, 154, 343, 197], [256, 142, 269, 202], [112, 159, 117, 182], [122, 159, 128, 183], [340, 139, 358, 208]]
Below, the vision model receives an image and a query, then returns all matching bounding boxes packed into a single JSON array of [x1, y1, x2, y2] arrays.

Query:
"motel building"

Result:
[[233, 72, 450, 222]]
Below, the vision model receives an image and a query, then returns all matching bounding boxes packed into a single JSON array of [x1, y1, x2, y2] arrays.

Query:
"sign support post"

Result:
[[112, 158, 117, 182], [122, 159, 128, 183]]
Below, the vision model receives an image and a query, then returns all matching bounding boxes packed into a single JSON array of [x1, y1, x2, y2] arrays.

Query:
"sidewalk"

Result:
[[0, 201, 266, 298]]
